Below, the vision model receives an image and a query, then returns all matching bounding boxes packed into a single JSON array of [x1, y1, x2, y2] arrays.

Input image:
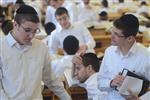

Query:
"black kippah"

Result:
[[16, 5, 38, 15]]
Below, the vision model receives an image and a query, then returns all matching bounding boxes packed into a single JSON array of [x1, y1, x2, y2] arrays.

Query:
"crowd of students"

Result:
[[0, 0, 150, 100]]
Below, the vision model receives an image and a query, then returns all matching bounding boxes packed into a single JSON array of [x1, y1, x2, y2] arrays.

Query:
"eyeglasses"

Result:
[[20, 24, 40, 34], [109, 27, 125, 38]]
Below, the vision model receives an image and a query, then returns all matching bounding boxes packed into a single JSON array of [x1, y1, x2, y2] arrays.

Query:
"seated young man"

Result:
[[98, 14, 150, 100], [72, 53, 106, 100], [51, 35, 79, 86], [49, 7, 96, 55]]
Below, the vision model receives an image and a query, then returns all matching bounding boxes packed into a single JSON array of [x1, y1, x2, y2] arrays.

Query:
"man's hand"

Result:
[[77, 45, 87, 55], [72, 54, 82, 65], [122, 89, 140, 100], [110, 74, 125, 88]]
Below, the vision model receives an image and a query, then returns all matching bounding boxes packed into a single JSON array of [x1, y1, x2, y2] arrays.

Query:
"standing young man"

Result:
[[0, 5, 71, 100], [98, 14, 150, 100], [49, 7, 95, 55]]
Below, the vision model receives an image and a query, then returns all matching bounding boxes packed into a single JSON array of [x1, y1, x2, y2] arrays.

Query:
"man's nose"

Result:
[[28, 33, 35, 38]]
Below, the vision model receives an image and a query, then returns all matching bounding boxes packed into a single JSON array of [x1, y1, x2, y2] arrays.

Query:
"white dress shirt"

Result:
[[0, 33, 71, 100], [0, 29, 5, 38], [45, 5, 57, 25], [98, 42, 150, 100], [80, 73, 106, 100], [136, 5, 149, 15], [49, 23, 96, 54], [51, 55, 78, 87], [45, 1, 78, 25], [51, 55, 73, 78], [77, 3, 98, 28]]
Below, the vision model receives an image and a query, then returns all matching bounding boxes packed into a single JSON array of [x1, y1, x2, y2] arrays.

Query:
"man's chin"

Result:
[[24, 40, 31, 44], [111, 42, 116, 46]]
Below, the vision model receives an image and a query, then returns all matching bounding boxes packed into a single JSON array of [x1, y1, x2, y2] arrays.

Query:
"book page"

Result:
[[119, 76, 143, 95]]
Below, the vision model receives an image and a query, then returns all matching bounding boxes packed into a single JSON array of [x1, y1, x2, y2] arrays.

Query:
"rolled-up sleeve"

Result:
[[97, 53, 114, 92], [82, 25, 96, 49], [48, 31, 60, 54], [42, 48, 71, 100]]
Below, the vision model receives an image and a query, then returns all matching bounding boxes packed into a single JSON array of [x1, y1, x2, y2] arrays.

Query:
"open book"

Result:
[[117, 69, 150, 97]]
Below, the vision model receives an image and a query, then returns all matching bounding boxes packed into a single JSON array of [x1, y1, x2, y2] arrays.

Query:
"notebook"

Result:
[[117, 69, 150, 97]]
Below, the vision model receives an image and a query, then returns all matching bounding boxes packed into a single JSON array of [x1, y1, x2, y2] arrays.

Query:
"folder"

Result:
[[118, 69, 150, 97]]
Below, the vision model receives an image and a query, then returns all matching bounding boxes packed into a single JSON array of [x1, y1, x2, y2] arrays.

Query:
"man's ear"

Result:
[[13, 21, 18, 27], [87, 65, 93, 71], [127, 36, 134, 42]]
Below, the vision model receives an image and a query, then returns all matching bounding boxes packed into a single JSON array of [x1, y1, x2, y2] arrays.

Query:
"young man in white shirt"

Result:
[[49, 7, 96, 55], [72, 53, 103, 100], [45, 0, 78, 26], [0, 5, 71, 100], [98, 14, 150, 100]]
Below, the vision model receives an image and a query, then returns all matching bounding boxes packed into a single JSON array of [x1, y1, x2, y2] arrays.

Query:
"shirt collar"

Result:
[[115, 42, 137, 57], [6, 32, 17, 47], [58, 23, 73, 32], [128, 42, 137, 54], [6, 32, 32, 50], [84, 73, 98, 85]]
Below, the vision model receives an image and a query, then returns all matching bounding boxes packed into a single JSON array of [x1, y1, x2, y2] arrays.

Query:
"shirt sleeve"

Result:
[[97, 51, 114, 92], [48, 31, 60, 54], [0, 57, 10, 100], [51, 57, 73, 78], [42, 47, 71, 100], [81, 25, 96, 49], [45, 6, 53, 24], [145, 54, 150, 81]]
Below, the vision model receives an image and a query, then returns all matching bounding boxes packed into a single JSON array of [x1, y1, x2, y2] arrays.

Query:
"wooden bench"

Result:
[[42, 85, 88, 100], [67, 86, 88, 100], [42, 88, 55, 100], [89, 28, 109, 36]]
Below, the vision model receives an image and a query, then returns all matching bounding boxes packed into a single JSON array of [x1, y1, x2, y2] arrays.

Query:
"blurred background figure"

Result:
[[43, 22, 56, 45], [136, 1, 149, 19], [45, 0, 78, 29], [77, 0, 98, 28], [98, 11, 108, 21], [1, 19, 13, 36]]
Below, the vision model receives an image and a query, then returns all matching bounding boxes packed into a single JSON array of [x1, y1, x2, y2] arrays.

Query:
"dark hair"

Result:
[[99, 11, 108, 20], [0, 6, 5, 23], [102, 0, 108, 8], [63, 35, 79, 55], [141, 1, 147, 6], [44, 22, 56, 35], [0, 15, 5, 23], [1, 20, 13, 35], [82, 53, 100, 72], [55, 7, 69, 17], [15, 0, 25, 5], [99, 11, 107, 16], [119, 0, 124, 3], [113, 14, 139, 37], [14, 5, 39, 25]]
